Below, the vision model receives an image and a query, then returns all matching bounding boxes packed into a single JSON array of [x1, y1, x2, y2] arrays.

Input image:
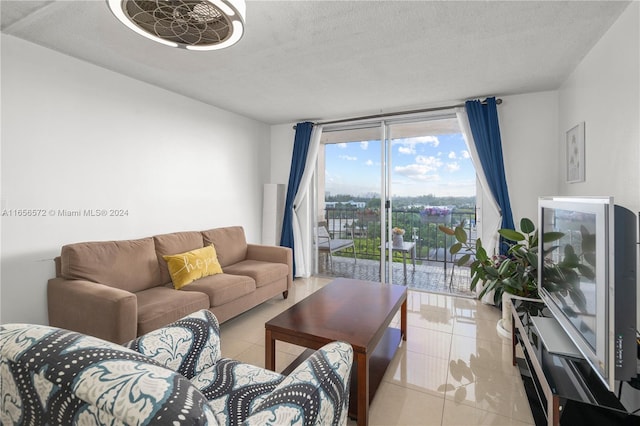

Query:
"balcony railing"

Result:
[[322, 206, 476, 265]]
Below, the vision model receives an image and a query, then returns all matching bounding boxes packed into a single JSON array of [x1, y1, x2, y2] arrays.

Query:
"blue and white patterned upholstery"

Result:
[[0, 323, 218, 425], [195, 358, 286, 425], [244, 341, 353, 426], [124, 309, 223, 379], [124, 309, 287, 425], [1, 310, 354, 426]]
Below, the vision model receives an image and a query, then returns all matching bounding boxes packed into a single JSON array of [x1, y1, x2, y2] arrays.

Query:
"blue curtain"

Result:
[[280, 121, 314, 276], [465, 97, 514, 255]]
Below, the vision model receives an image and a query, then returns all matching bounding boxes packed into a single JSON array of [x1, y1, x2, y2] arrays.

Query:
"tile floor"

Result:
[[219, 276, 535, 426]]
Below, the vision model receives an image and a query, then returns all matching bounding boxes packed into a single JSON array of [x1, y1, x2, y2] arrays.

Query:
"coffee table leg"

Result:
[[356, 351, 369, 426], [265, 329, 275, 371]]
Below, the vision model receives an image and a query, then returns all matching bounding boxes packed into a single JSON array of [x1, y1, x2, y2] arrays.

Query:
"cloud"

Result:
[[415, 155, 443, 168], [447, 162, 460, 172], [398, 146, 415, 155], [410, 135, 440, 147], [365, 159, 374, 166], [337, 143, 347, 148], [448, 151, 457, 159], [339, 155, 357, 161], [394, 155, 443, 181], [324, 170, 336, 185], [394, 167, 441, 182], [394, 135, 440, 155], [360, 141, 369, 150], [461, 150, 470, 159]]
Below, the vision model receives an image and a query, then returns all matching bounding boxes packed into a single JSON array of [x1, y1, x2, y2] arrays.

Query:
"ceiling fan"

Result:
[[107, 0, 246, 50]]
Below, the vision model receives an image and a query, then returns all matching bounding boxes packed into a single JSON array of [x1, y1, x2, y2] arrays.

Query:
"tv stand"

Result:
[[529, 316, 583, 358], [511, 300, 640, 425]]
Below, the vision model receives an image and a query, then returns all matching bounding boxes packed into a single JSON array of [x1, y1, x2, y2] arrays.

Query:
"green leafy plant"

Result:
[[439, 218, 564, 305], [540, 225, 594, 314]]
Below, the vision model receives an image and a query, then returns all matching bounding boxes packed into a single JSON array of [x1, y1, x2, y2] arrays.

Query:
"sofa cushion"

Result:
[[223, 260, 289, 288], [60, 237, 161, 292], [181, 273, 255, 307], [136, 285, 210, 336], [201, 226, 247, 268], [163, 245, 223, 289], [154, 231, 204, 284]]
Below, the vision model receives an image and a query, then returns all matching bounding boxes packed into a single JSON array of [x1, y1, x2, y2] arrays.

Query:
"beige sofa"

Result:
[[47, 226, 292, 344]]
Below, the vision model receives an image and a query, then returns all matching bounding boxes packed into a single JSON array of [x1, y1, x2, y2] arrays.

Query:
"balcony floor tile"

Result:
[[317, 255, 474, 298]]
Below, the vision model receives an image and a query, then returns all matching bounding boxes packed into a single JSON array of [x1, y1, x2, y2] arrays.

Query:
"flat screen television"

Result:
[[538, 196, 637, 392]]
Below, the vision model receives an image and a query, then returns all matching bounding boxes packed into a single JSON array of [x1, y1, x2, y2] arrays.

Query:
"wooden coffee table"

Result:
[[265, 278, 407, 426]]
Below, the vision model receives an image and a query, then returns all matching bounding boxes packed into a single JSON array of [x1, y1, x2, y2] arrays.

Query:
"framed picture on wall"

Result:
[[566, 122, 585, 183]]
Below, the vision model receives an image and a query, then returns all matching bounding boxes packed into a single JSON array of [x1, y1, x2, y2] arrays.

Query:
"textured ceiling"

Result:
[[1, 1, 630, 124]]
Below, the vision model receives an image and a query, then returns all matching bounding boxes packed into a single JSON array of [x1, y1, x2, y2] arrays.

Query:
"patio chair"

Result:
[[316, 225, 356, 269], [448, 222, 477, 288]]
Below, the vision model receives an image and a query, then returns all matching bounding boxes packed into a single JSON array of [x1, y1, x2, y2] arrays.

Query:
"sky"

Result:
[[324, 133, 476, 198]]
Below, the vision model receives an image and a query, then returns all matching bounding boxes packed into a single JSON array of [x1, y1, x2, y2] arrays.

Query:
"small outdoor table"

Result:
[[379, 241, 416, 281]]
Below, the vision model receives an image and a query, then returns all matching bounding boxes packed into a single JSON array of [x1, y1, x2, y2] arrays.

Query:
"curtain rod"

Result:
[[296, 98, 502, 128]]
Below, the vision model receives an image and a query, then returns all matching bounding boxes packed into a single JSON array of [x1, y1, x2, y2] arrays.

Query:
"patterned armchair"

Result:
[[0, 310, 353, 426]]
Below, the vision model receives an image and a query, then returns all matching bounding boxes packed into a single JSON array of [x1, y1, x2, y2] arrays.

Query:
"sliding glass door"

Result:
[[316, 114, 477, 291], [318, 124, 391, 281]]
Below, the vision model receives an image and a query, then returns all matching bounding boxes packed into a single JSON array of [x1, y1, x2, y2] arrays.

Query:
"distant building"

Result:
[[325, 200, 365, 209]]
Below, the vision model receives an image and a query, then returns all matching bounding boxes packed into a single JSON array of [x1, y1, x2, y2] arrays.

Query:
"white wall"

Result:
[[270, 123, 296, 185], [499, 91, 560, 223], [1, 35, 270, 325], [558, 2, 639, 213], [266, 123, 295, 247], [557, 2, 640, 327]]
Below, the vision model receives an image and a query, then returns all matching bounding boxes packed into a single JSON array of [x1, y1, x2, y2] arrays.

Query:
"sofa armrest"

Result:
[[246, 243, 291, 264], [47, 277, 137, 344], [243, 341, 353, 426], [124, 309, 222, 380], [246, 244, 293, 288]]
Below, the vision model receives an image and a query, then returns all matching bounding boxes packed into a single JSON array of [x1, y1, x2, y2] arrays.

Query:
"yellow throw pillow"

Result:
[[163, 245, 223, 289]]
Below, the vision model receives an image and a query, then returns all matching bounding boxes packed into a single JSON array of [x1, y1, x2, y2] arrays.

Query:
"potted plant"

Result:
[[439, 218, 559, 336], [392, 227, 405, 247]]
